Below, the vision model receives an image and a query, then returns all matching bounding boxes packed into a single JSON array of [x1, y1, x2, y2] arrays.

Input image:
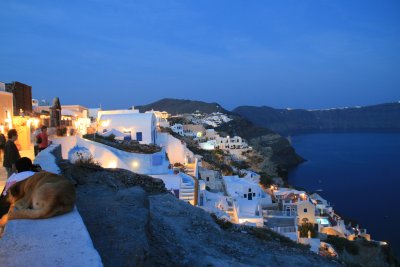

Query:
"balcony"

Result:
[[263, 209, 297, 217]]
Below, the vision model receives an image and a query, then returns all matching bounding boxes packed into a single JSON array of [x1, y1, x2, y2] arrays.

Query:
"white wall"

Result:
[[156, 132, 194, 165], [98, 113, 156, 145], [53, 136, 170, 175]]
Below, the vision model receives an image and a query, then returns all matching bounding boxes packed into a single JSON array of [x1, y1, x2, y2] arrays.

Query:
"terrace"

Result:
[[83, 133, 161, 154]]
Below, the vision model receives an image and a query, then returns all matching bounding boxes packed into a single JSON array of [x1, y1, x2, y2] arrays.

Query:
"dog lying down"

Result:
[[0, 172, 76, 227]]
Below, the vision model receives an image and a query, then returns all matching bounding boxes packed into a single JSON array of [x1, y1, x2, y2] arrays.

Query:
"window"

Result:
[[304, 208, 308, 213], [206, 177, 209, 181], [253, 193, 256, 197], [136, 132, 143, 141], [244, 194, 247, 198], [248, 188, 252, 192]]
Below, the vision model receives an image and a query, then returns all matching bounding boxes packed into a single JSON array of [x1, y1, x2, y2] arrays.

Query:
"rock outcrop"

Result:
[[61, 163, 339, 267], [137, 98, 304, 176]]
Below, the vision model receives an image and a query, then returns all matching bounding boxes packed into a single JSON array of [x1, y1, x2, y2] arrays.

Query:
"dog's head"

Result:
[[7, 183, 23, 204]]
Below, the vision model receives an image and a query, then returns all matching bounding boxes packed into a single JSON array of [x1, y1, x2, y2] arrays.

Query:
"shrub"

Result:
[[259, 173, 273, 188], [248, 227, 310, 249], [326, 236, 359, 255], [74, 155, 102, 168], [68, 146, 101, 168], [220, 164, 233, 176], [298, 222, 318, 238], [105, 134, 115, 141], [210, 213, 233, 230]]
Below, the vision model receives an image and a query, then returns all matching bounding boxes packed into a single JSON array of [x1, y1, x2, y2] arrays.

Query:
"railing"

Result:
[[270, 226, 297, 234], [263, 210, 297, 217]]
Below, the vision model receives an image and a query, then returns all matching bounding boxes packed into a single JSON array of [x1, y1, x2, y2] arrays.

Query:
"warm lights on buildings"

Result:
[[107, 161, 117, 168], [132, 161, 139, 168], [100, 119, 110, 127]]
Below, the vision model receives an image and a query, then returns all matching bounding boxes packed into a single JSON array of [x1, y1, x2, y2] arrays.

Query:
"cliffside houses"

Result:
[[62, 106, 375, 256], [222, 175, 272, 227], [97, 109, 157, 145]]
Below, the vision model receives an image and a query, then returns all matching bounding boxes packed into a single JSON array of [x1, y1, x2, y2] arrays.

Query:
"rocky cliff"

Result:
[[234, 102, 400, 135], [137, 98, 228, 115], [138, 98, 304, 176], [61, 162, 340, 267]]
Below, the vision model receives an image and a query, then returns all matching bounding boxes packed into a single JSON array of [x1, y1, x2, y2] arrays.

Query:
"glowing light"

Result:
[[196, 132, 202, 138], [26, 118, 40, 129], [132, 161, 139, 168], [108, 161, 117, 168], [100, 120, 110, 127], [5, 110, 12, 129]]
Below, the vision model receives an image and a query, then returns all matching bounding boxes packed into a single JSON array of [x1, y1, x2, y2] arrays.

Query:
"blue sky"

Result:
[[0, 0, 399, 110]]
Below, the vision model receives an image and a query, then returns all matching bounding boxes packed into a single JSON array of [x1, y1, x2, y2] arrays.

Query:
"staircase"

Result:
[[225, 198, 238, 223], [184, 163, 196, 177], [179, 180, 195, 204]]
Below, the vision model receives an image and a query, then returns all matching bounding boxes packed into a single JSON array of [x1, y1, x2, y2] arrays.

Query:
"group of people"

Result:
[[0, 126, 49, 178]]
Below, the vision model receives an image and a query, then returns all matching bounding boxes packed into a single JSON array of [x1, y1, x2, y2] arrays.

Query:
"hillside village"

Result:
[[0, 81, 397, 266]]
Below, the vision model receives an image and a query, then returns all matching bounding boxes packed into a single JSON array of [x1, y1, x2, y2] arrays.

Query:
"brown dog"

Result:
[[0, 172, 76, 227]]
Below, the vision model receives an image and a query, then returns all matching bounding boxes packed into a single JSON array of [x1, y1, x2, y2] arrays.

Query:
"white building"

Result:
[[205, 129, 216, 140], [223, 175, 271, 227], [272, 188, 307, 217], [53, 136, 170, 175], [151, 172, 201, 206], [198, 168, 223, 191], [216, 135, 248, 150], [171, 123, 184, 136], [98, 110, 157, 145], [145, 110, 170, 128]]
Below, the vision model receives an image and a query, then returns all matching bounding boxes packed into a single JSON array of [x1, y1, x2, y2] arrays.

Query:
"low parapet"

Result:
[[0, 144, 103, 266]]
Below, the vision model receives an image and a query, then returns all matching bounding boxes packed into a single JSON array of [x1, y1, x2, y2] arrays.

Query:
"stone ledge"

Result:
[[0, 207, 102, 267], [0, 144, 102, 267]]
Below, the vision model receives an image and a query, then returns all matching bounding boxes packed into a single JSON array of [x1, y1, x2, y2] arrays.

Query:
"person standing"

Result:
[[36, 125, 50, 153], [3, 129, 21, 178]]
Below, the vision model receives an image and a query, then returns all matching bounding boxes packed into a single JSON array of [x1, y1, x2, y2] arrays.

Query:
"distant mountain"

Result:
[[138, 98, 303, 174], [137, 98, 230, 115], [234, 102, 400, 135]]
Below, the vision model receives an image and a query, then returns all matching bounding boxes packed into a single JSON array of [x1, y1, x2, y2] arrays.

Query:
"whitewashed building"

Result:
[[171, 123, 184, 136], [145, 110, 170, 128], [98, 110, 157, 145], [223, 175, 271, 227], [216, 135, 248, 150], [198, 167, 223, 191]]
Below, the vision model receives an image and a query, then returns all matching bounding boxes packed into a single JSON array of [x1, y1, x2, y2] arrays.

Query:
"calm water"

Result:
[[288, 132, 400, 257]]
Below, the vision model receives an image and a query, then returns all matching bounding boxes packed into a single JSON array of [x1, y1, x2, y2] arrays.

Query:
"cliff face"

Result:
[[137, 98, 229, 115], [138, 98, 304, 175], [234, 102, 400, 135], [215, 115, 304, 173], [61, 163, 339, 267]]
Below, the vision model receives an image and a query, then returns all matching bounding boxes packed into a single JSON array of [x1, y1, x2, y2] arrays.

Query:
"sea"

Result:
[[287, 132, 400, 258]]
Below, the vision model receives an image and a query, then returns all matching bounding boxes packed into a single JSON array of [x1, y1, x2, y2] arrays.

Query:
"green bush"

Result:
[[326, 236, 359, 255], [248, 227, 310, 249], [210, 213, 232, 230], [105, 134, 115, 141], [298, 223, 318, 238], [259, 173, 273, 188]]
